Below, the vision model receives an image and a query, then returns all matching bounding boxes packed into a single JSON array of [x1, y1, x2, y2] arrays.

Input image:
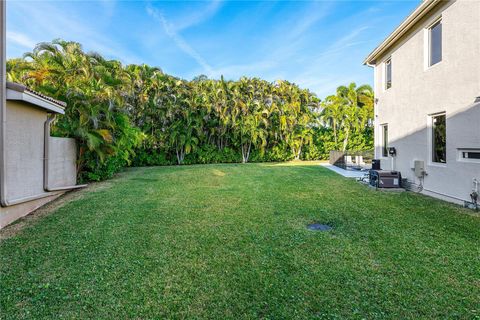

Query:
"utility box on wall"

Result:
[[413, 160, 425, 178]]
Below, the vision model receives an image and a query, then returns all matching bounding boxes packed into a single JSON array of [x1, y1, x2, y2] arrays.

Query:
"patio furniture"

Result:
[[344, 156, 354, 166], [355, 155, 366, 166]]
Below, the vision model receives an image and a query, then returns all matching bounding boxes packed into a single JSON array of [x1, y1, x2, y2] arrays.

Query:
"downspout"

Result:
[[0, 0, 8, 207], [44, 114, 86, 191]]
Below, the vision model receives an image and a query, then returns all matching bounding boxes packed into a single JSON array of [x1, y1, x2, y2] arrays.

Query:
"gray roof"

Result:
[[364, 0, 440, 65], [6, 82, 66, 114]]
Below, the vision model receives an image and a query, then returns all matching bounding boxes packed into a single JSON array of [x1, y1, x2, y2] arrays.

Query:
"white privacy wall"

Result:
[[48, 137, 77, 188], [5, 100, 77, 201]]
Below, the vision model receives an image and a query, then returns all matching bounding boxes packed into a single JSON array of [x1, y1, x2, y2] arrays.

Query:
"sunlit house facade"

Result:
[[364, 0, 480, 205]]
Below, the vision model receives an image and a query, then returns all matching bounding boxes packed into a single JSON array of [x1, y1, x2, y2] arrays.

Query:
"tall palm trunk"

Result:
[[294, 144, 302, 160], [333, 120, 338, 146], [176, 145, 185, 165], [342, 128, 349, 152], [241, 141, 251, 163]]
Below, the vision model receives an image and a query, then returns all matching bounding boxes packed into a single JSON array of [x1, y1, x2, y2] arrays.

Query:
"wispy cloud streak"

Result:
[[147, 6, 214, 75], [6, 1, 142, 64], [6, 31, 36, 49], [174, 0, 223, 31]]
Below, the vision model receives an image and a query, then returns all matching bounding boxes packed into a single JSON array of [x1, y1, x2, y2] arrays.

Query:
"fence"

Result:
[[329, 150, 374, 170]]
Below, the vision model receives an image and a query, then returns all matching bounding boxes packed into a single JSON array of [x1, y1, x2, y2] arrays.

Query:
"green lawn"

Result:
[[1, 162, 479, 319]]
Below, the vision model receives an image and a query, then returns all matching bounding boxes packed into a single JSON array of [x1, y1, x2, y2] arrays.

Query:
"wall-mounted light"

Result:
[[375, 98, 379, 104]]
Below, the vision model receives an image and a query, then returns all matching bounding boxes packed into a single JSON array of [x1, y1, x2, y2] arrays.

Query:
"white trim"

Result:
[[427, 162, 447, 168], [6, 89, 65, 114], [364, 0, 440, 65], [384, 57, 392, 91], [457, 149, 480, 164], [380, 123, 389, 158], [422, 188, 468, 205], [427, 112, 447, 166], [423, 27, 429, 71], [426, 16, 443, 69]]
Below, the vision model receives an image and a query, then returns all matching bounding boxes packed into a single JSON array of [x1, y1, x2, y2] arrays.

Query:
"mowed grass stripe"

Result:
[[1, 162, 478, 319]]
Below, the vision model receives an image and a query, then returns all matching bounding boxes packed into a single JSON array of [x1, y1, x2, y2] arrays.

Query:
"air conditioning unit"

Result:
[[369, 170, 402, 188]]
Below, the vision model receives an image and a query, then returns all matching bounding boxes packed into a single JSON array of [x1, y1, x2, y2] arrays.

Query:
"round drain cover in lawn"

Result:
[[307, 223, 332, 231]]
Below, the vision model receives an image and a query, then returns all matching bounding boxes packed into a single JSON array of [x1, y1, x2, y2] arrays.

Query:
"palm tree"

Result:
[[11, 40, 142, 179], [7, 38, 374, 175], [321, 95, 343, 148], [334, 82, 374, 151]]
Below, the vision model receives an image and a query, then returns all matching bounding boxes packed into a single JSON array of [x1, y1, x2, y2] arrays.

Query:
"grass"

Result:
[[1, 162, 479, 319]]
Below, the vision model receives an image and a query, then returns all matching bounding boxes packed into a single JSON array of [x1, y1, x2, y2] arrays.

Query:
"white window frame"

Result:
[[428, 112, 447, 166], [384, 58, 392, 90], [380, 123, 389, 158], [424, 16, 442, 70], [458, 149, 480, 163]]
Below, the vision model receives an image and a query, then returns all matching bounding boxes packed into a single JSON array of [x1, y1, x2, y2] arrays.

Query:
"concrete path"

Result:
[[319, 163, 368, 179]]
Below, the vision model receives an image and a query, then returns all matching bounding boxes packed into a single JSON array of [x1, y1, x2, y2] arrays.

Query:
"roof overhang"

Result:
[[6, 82, 65, 114], [363, 0, 442, 66]]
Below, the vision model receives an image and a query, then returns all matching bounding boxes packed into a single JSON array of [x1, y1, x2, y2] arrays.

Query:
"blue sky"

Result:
[[6, 0, 419, 98]]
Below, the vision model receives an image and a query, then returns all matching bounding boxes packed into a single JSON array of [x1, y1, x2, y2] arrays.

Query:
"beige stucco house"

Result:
[[364, 0, 480, 205], [0, 82, 83, 228], [0, 1, 83, 228]]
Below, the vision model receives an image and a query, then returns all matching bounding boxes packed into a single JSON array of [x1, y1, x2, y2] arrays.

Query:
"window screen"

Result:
[[429, 20, 442, 66], [432, 114, 446, 163], [382, 124, 388, 157], [385, 59, 392, 89], [463, 152, 480, 160]]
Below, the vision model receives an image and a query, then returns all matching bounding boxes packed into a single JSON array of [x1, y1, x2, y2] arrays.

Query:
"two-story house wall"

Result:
[[364, 0, 480, 205]]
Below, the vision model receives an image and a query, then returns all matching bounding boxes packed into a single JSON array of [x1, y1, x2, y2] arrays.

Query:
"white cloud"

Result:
[[147, 6, 214, 76], [330, 26, 370, 50], [288, 2, 335, 39], [285, 26, 372, 98], [98, 0, 116, 18], [202, 1, 336, 83], [6, 1, 142, 64], [6, 0, 376, 96], [173, 0, 223, 31], [6, 31, 36, 49]]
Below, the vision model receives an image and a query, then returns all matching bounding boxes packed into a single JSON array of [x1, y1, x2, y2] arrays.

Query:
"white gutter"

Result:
[[0, 0, 7, 207], [7, 89, 65, 114], [363, 0, 441, 65]]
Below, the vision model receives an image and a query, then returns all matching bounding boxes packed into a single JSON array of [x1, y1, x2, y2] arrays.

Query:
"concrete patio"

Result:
[[319, 163, 368, 179]]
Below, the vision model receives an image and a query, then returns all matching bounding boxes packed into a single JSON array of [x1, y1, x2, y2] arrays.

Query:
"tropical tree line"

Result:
[[6, 40, 374, 181]]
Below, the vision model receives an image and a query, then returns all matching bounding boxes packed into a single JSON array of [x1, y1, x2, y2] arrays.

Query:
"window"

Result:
[[429, 19, 442, 66], [381, 124, 388, 157], [458, 149, 480, 163], [385, 58, 392, 89], [431, 113, 446, 163], [463, 152, 480, 160]]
